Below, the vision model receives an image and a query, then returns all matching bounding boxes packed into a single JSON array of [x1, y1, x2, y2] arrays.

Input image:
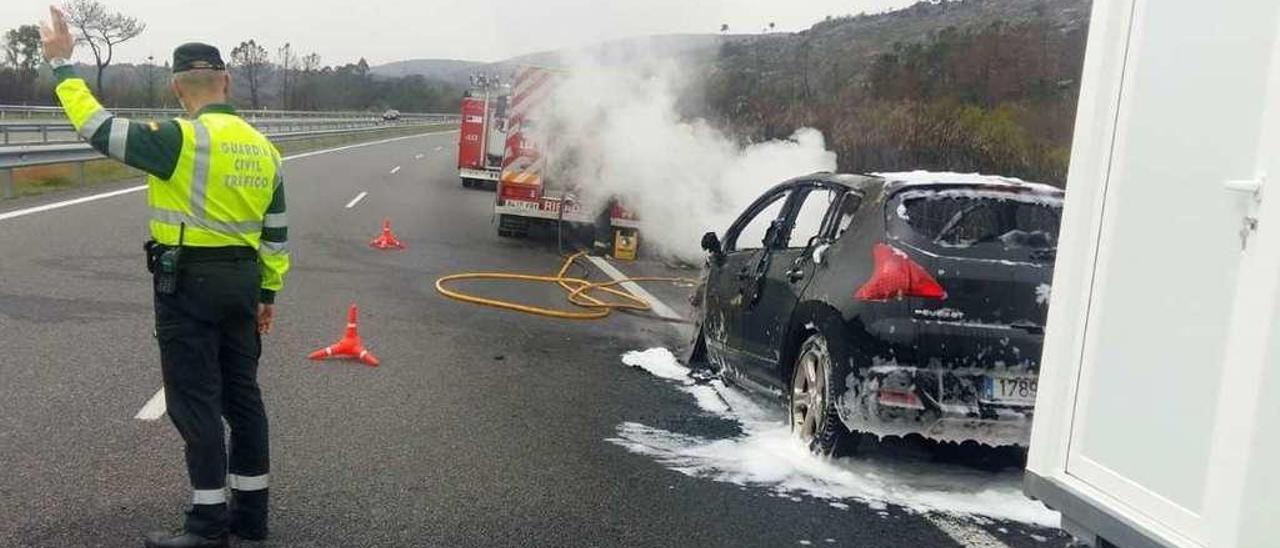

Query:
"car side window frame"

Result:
[[724, 187, 793, 253], [783, 185, 849, 250], [830, 189, 867, 241]]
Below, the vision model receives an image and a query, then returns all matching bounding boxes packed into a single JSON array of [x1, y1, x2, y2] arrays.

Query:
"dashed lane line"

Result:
[[390, 165, 401, 175], [134, 388, 166, 421], [345, 191, 369, 209]]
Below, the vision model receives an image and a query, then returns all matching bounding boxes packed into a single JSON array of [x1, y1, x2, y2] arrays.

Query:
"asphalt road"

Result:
[[0, 131, 1071, 547]]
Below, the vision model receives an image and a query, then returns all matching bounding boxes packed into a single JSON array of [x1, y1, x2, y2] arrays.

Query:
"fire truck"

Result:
[[456, 75, 508, 188], [489, 66, 640, 258]]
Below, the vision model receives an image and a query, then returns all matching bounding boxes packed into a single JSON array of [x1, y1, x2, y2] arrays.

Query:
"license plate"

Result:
[[984, 375, 1038, 404]]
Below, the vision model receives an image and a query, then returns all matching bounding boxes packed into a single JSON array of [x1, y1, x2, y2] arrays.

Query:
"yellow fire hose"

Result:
[[434, 252, 698, 320]]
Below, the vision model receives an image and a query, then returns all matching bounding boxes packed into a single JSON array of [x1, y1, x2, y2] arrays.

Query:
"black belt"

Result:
[[155, 244, 257, 263]]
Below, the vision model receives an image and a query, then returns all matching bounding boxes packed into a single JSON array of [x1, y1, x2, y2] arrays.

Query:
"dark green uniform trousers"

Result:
[[153, 249, 269, 538]]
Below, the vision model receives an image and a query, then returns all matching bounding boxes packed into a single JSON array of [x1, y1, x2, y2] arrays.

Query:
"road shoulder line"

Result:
[[584, 256, 683, 321], [1, 129, 457, 224], [926, 515, 1014, 548]]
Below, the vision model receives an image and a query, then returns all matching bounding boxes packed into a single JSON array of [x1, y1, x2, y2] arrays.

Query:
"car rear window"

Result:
[[886, 188, 1063, 261]]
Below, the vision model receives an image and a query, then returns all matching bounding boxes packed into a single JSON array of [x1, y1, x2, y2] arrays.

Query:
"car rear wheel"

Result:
[[790, 333, 847, 455]]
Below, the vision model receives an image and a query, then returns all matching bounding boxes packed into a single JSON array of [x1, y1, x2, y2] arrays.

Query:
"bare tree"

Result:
[[720, 23, 729, 33], [296, 51, 321, 109], [230, 39, 269, 110], [276, 42, 296, 109], [62, 0, 145, 96], [301, 52, 321, 73], [143, 54, 158, 107]]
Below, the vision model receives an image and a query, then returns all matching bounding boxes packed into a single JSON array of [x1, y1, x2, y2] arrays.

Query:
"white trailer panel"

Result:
[[1026, 0, 1280, 546]]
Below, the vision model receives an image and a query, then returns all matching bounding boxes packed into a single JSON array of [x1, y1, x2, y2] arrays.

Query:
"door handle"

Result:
[[786, 268, 805, 283], [1224, 176, 1265, 249]]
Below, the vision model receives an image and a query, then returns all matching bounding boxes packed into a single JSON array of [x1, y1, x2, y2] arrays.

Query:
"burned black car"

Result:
[[689, 171, 1063, 454]]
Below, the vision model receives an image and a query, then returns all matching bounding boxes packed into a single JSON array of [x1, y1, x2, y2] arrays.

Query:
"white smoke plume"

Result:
[[538, 54, 837, 261]]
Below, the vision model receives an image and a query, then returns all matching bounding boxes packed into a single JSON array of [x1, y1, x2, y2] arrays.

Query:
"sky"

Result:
[[6, 0, 917, 67]]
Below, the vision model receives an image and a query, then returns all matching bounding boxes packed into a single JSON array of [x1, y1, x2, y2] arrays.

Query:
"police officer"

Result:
[[41, 7, 289, 547]]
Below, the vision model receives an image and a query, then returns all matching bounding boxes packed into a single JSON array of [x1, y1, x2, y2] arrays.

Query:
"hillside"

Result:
[[704, 0, 1092, 184], [369, 58, 484, 85], [371, 34, 729, 87]]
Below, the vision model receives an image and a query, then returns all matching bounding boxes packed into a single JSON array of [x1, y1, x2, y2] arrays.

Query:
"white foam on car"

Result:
[[872, 170, 1059, 191], [609, 347, 1061, 528]]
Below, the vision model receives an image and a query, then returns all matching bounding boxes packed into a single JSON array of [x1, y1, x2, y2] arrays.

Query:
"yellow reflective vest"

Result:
[[55, 71, 290, 301]]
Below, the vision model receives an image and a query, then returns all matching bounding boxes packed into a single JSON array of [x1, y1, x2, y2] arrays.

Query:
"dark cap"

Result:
[[172, 43, 226, 73]]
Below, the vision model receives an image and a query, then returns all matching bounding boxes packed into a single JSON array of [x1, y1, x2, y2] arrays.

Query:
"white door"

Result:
[[1065, 0, 1280, 544]]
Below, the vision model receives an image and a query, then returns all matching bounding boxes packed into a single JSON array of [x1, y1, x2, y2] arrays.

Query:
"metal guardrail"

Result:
[[0, 104, 457, 121], [0, 115, 460, 145], [0, 121, 457, 199]]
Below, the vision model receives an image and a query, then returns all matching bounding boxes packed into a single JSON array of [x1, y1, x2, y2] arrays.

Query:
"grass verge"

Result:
[[5, 124, 453, 199]]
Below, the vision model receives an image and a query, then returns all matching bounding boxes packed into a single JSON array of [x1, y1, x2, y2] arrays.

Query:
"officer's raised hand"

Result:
[[39, 6, 74, 61]]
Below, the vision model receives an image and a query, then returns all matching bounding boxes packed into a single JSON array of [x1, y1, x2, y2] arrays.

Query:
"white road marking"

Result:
[[134, 387, 166, 421], [0, 184, 147, 222], [345, 191, 368, 209], [925, 515, 1013, 548], [433, 145, 442, 151], [584, 255, 683, 321], [389, 165, 401, 175], [414, 153, 424, 159], [0, 130, 459, 224]]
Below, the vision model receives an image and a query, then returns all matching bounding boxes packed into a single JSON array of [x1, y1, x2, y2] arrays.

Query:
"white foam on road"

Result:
[[0, 130, 457, 224], [608, 347, 1060, 529], [134, 387, 166, 420], [686, 384, 731, 415], [345, 191, 368, 209], [622, 348, 731, 414], [622, 348, 690, 381]]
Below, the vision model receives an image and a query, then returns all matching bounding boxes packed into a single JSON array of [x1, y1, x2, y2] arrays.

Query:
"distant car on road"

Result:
[[690, 171, 1064, 454], [382, 109, 402, 121]]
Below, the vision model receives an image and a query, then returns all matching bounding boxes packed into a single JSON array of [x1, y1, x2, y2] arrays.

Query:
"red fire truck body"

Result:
[[492, 66, 639, 246], [456, 88, 508, 187]]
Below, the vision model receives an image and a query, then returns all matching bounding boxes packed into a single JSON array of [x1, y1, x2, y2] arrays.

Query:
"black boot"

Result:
[[145, 503, 228, 547], [142, 531, 228, 548], [230, 488, 269, 541]]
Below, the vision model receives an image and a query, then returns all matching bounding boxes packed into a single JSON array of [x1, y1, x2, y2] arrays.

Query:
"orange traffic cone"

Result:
[[369, 218, 405, 250], [307, 303, 380, 367]]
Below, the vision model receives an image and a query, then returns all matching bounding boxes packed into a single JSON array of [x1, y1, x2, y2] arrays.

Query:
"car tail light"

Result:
[[855, 243, 946, 301], [877, 387, 926, 410]]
